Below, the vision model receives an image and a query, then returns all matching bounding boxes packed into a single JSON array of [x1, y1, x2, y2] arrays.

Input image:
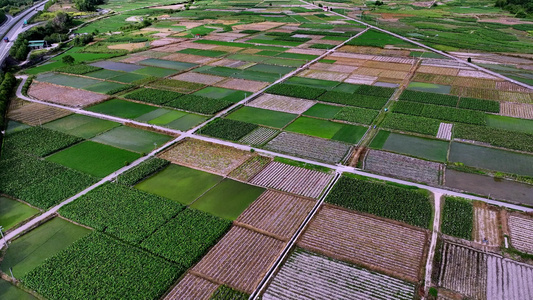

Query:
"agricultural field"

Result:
[[264, 248, 415, 300], [2, 0, 533, 298], [298, 205, 428, 282]]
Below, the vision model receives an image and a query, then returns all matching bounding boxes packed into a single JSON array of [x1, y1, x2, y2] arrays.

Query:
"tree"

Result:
[[62, 55, 75, 65]]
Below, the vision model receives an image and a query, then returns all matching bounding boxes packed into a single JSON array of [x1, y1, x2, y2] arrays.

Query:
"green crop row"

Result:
[[199, 118, 258, 141], [393, 101, 486, 125], [3, 127, 82, 157], [60, 183, 184, 243], [357, 85, 395, 98], [441, 196, 473, 240], [167, 95, 233, 115], [54, 64, 102, 75], [309, 43, 334, 49], [116, 158, 170, 186], [210, 285, 249, 300], [105, 84, 135, 95], [380, 113, 441, 136], [0, 73, 17, 133], [22, 232, 182, 300], [333, 106, 379, 125], [326, 176, 432, 228], [400, 90, 458, 107], [124, 88, 183, 105], [454, 124, 533, 153], [140, 208, 231, 267], [458, 97, 500, 113], [318, 91, 388, 110], [266, 83, 326, 100], [0, 153, 98, 208]]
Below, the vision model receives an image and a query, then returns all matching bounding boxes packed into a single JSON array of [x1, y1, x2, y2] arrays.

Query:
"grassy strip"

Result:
[[441, 196, 473, 240]]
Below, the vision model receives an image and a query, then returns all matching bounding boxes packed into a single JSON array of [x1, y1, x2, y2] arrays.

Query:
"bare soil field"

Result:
[[120, 55, 152, 64], [172, 72, 226, 85], [363, 61, 412, 72], [249, 161, 333, 199], [229, 155, 272, 182], [500, 102, 533, 119], [233, 21, 283, 31], [158, 139, 253, 175], [191, 226, 285, 294], [298, 70, 349, 82], [373, 56, 415, 64], [364, 150, 443, 185], [338, 46, 411, 57], [162, 53, 214, 64], [473, 203, 501, 247], [248, 94, 315, 114], [298, 205, 428, 282], [150, 38, 184, 47], [495, 81, 531, 92], [417, 66, 460, 76], [487, 256, 533, 300], [310, 63, 357, 73], [238, 127, 279, 146], [508, 214, 533, 254], [108, 42, 147, 51], [286, 48, 325, 56], [8, 102, 71, 126], [451, 77, 497, 89], [498, 91, 532, 103], [457, 70, 499, 80], [29, 82, 108, 107], [215, 78, 268, 92], [437, 123, 453, 140], [236, 190, 315, 241], [263, 249, 416, 300], [164, 273, 218, 300], [438, 242, 487, 300], [344, 74, 377, 85], [209, 59, 249, 68]]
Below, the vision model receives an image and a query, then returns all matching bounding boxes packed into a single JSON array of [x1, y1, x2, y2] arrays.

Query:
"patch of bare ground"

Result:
[[229, 155, 271, 182], [500, 102, 533, 119], [473, 202, 502, 247], [29, 82, 108, 107], [508, 213, 533, 254], [171, 72, 226, 85], [158, 138, 253, 176], [107, 42, 147, 51], [8, 102, 71, 126], [191, 226, 285, 294], [164, 273, 218, 300], [215, 78, 268, 92]]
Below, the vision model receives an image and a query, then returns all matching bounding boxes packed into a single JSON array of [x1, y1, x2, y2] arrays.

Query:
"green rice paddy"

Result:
[[43, 115, 119, 139], [91, 126, 172, 153], [486, 115, 533, 134], [284, 117, 366, 144], [193, 87, 247, 102], [379, 132, 449, 162], [0, 197, 39, 231], [86, 99, 158, 119], [190, 179, 265, 220], [133, 67, 178, 77], [226, 107, 297, 128], [135, 164, 223, 205], [303, 103, 343, 119], [0, 218, 90, 278], [84, 81, 129, 94], [138, 58, 197, 70], [407, 82, 451, 94], [0, 279, 36, 300], [46, 141, 141, 177]]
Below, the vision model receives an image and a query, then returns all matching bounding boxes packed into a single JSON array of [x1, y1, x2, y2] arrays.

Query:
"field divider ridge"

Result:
[[423, 192, 442, 298]]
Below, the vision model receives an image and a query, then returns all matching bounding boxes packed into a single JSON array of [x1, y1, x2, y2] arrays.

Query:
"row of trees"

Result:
[[73, 0, 105, 11]]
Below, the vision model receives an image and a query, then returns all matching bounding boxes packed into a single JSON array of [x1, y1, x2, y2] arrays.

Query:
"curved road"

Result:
[[0, 0, 49, 65]]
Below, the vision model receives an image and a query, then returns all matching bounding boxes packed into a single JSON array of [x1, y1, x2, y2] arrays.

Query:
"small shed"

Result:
[[28, 40, 48, 49]]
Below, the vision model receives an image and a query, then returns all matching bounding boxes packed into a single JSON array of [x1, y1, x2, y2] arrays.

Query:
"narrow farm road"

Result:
[[423, 192, 442, 298], [298, 0, 533, 91]]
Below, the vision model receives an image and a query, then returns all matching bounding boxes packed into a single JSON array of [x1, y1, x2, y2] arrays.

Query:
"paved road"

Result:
[[299, 0, 533, 91], [0, 1, 49, 65], [424, 193, 442, 297]]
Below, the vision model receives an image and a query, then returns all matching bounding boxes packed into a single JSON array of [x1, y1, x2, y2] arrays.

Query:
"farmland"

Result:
[[2, 0, 533, 298], [264, 248, 415, 300]]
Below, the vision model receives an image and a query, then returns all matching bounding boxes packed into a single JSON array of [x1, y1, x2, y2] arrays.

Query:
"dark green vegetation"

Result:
[[454, 124, 533, 153], [0, 152, 99, 209], [60, 183, 184, 243], [226, 107, 297, 128], [0, 279, 36, 300], [0, 74, 22, 145], [284, 117, 367, 144], [87, 99, 158, 119], [326, 176, 432, 228], [54, 64, 102, 75], [135, 164, 223, 205], [318, 91, 389, 110], [190, 179, 265, 220], [124, 88, 182, 105], [46, 141, 141, 177], [458, 97, 500, 113], [116, 158, 170, 186], [140, 209, 231, 266], [22, 232, 181, 300], [266, 83, 326, 100], [346, 29, 412, 48], [400, 90, 499, 113], [441, 196, 473, 240], [199, 118, 258, 141], [210, 285, 250, 300], [380, 113, 440, 136], [0, 197, 39, 231], [0, 218, 91, 278], [303, 103, 343, 119], [167, 94, 233, 115], [393, 101, 486, 125], [2, 127, 82, 157]]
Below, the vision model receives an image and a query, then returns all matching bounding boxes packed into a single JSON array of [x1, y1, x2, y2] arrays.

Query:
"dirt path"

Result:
[[424, 192, 442, 297]]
